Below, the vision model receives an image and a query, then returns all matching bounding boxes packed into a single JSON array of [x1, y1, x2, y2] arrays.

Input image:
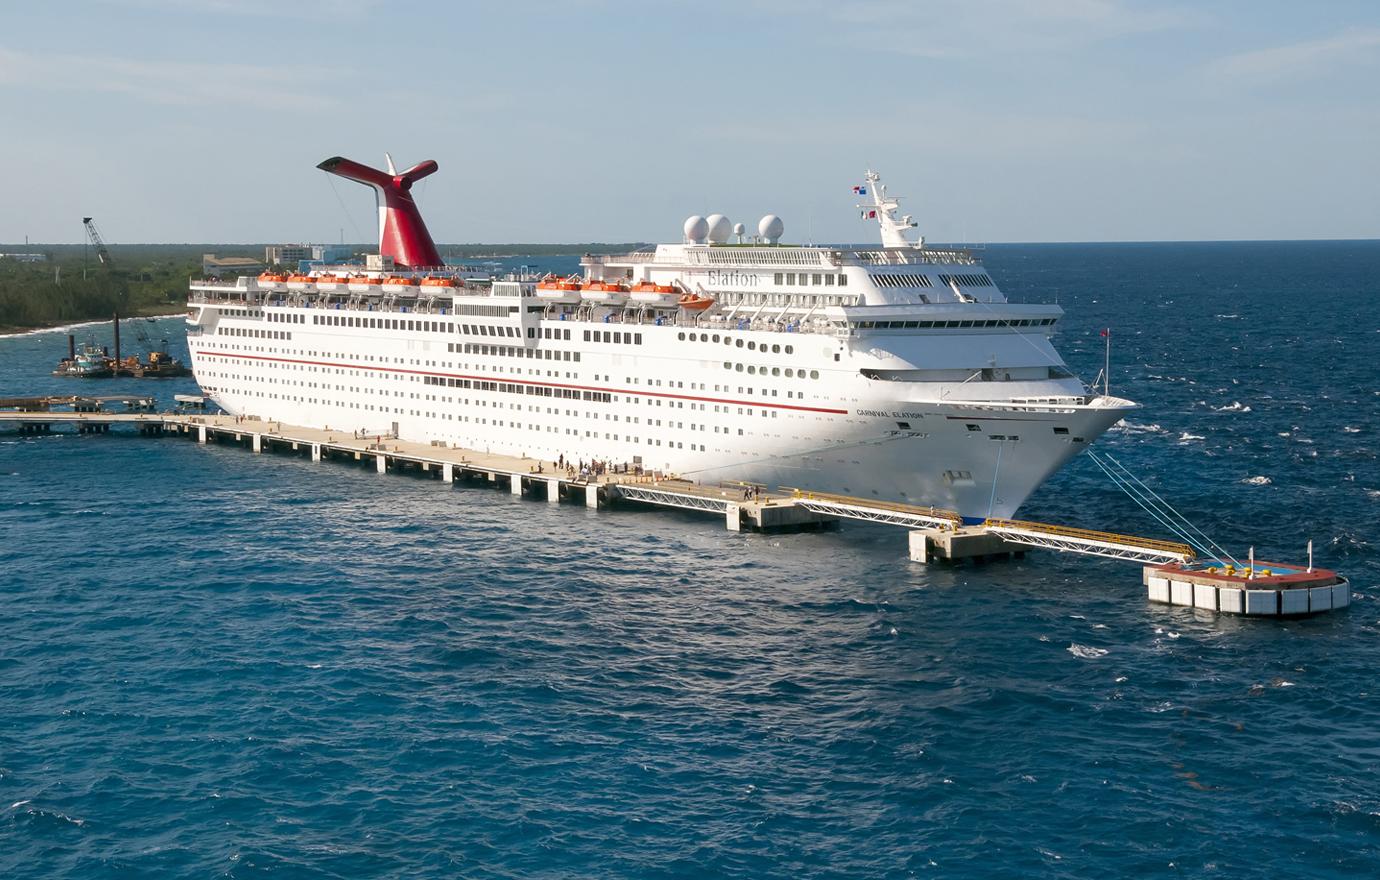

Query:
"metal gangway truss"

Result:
[[981, 518, 1194, 564], [614, 483, 734, 514], [784, 488, 963, 531]]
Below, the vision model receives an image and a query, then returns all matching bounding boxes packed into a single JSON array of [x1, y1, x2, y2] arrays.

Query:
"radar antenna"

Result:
[[855, 170, 923, 249]]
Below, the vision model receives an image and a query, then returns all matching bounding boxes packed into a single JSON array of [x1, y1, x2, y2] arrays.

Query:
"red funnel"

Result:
[[317, 156, 443, 269]]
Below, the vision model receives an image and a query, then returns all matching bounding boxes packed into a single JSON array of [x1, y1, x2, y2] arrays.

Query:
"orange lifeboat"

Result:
[[630, 281, 678, 306], [257, 272, 287, 290], [678, 292, 715, 311], [381, 275, 417, 292], [581, 280, 628, 304], [285, 273, 314, 291], [537, 274, 581, 303]]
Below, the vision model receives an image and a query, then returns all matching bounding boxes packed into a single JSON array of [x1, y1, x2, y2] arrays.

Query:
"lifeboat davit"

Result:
[[536, 274, 582, 304], [678, 292, 715, 311], [257, 272, 287, 291], [381, 275, 417, 293], [285, 273, 314, 291], [348, 275, 378, 292], [630, 281, 680, 306], [581, 280, 628, 305]]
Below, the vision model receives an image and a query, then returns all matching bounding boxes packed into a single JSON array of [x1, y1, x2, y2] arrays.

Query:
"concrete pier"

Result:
[[909, 526, 1020, 563], [0, 408, 1350, 618]]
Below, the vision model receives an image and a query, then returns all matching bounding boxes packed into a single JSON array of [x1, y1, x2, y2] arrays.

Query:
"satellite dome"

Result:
[[705, 214, 731, 244], [683, 215, 709, 244], [758, 214, 784, 244]]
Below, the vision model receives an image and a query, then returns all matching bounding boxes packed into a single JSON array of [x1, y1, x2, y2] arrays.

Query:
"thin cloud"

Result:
[[0, 48, 341, 110], [748, 0, 1200, 55], [1208, 27, 1380, 84]]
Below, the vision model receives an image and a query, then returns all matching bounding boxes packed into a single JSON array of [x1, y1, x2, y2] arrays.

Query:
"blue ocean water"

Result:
[[1, 242, 1378, 878]]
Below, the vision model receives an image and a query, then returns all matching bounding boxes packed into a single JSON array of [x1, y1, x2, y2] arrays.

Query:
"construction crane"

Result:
[[82, 217, 114, 268]]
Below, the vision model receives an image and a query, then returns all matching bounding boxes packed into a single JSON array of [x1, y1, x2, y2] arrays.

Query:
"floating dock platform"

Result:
[[1144, 560, 1350, 617], [0, 404, 1351, 618]]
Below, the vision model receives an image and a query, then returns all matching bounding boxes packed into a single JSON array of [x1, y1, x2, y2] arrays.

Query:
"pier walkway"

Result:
[[4, 405, 1345, 618], [0, 408, 1199, 561]]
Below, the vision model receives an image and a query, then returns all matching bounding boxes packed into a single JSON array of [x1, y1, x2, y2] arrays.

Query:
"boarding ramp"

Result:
[[613, 482, 735, 514], [982, 518, 1194, 564], [785, 488, 963, 531]]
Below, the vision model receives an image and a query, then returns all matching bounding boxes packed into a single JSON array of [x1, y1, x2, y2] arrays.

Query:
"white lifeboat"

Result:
[[347, 275, 378, 293], [314, 274, 348, 292], [285, 273, 314, 291], [257, 272, 286, 291]]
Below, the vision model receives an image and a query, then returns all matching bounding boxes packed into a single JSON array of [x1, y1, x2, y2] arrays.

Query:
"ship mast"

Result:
[[857, 170, 923, 249]]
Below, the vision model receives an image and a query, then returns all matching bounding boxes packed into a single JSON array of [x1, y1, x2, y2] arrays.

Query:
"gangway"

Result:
[[981, 518, 1194, 564], [785, 488, 963, 531]]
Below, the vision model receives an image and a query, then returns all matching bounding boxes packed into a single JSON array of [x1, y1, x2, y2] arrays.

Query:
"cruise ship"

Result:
[[186, 156, 1135, 520]]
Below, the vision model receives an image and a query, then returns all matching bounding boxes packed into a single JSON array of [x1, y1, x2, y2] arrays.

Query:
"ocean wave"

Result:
[[1177, 432, 1205, 442], [1067, 644, 1108, 659], [1215, 401, 1252, 413], [1242, 476, 1272, 485], [1344, 426, 1363, 434], [1113, 421, 1165, 435], [1215, 313, 1241, 319]]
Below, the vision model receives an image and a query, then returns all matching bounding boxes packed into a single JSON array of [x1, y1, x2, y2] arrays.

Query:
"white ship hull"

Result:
[[184, 299, 1132, 520]]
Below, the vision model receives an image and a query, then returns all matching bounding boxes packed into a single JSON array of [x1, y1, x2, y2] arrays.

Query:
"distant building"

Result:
[[312, 244, 354, 263], [265, 244, 313, 266], [0, 253, 49, 262], [203, 254, 265, 277]]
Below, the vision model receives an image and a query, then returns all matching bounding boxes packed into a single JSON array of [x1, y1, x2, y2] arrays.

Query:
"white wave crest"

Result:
[[1068, 644, 1109, 659], [1177, 432, 1205, 442], [1114, 421, 1165, 435], [1242, 475, 1272, 485], [1215, 401, 1251, 412]]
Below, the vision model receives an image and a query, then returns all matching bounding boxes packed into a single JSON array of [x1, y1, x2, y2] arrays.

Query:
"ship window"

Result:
[[825, 275, 835, 286], [774, 273, 783, 284], [785, 368, 794, 377], [735, 339, 744, 348], [635, 333, 642, 344], [838, 274, 847, 286], [810, 370, 819, 379], [966, 423, 980, 431], [748, 341, 756, 350], [1054, 427, 1070, 434], [786, 273, 796, 285], [713, 334, 721, 342], [678, 332, 685, 340], [812, 274, 822, 285]]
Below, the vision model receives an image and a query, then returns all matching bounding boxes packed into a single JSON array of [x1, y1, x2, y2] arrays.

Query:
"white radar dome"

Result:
[[758, 214, 784, 244], [683, 215, 709, 244], [706, 214, 732, 244]]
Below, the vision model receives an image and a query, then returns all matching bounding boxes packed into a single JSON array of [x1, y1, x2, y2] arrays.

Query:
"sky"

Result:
[[2, 0, 1378, 245]]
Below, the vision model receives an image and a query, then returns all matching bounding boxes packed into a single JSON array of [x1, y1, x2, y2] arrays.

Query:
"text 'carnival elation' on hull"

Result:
[[186, 159, 1136, 521]]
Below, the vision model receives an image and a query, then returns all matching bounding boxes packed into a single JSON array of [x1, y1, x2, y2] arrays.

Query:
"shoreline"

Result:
[[0, 310, 186, 339]]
